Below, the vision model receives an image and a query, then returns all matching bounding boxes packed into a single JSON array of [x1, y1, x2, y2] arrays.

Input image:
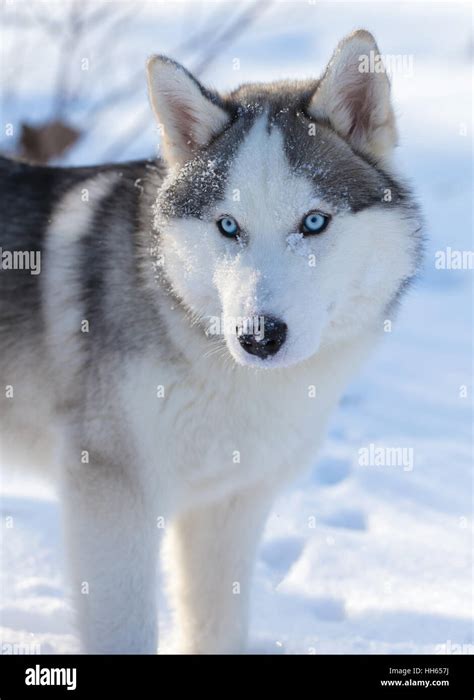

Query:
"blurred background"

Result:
[[1, 0, 472, 169], [0, 0, 472, 654]]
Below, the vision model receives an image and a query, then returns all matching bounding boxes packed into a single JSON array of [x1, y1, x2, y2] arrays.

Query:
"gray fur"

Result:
[[0, 158, 166, 363], [0, 70, 422, 375], [0, 75, 421, 379], [158, 79, 415, 224], [0, 46, 425, 655]]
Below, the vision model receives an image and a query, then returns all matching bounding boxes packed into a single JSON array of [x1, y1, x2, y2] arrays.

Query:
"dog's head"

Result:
[[147, 30, 421, 369]]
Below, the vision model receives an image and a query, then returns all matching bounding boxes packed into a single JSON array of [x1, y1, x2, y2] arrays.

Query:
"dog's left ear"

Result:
[[308, 30, 397, 161], [147, 55, 230, 166]]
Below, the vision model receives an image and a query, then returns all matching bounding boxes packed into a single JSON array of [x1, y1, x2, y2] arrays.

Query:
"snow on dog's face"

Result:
[[147, 30, 421, 369]]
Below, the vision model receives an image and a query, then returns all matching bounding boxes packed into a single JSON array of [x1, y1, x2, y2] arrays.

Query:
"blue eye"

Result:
[[301, 211, 330, 235], [217, 215, 240, 238]]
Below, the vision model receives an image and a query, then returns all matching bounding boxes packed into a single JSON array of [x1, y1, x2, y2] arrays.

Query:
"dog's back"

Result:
[[0, 156, 162, 471], [1, 157, 66, 468]]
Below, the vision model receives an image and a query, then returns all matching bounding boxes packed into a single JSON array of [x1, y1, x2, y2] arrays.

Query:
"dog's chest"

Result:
[[121, 354, 340, 509]]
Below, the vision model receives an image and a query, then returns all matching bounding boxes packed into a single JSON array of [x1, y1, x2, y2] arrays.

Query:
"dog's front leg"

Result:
[[167, 484, 273, 654], [61, 461, 160, 654]]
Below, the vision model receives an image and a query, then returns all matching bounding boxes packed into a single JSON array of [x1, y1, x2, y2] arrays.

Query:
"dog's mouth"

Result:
[[224, 312, 327, 370], [226, 329, 316, 370]]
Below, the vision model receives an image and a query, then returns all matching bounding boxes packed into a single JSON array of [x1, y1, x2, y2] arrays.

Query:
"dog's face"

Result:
[[147, 30, 421, 369]]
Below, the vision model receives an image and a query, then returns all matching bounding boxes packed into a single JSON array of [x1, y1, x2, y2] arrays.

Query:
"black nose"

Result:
[[237, 316, 287, 359]]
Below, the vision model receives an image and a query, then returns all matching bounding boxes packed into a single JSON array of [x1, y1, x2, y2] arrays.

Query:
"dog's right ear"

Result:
[[147, 56, 230, 167], [308, 30, 397, 161]]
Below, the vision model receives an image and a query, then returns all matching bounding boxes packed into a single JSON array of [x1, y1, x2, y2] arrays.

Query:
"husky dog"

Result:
[[0, 30, 421, 654]]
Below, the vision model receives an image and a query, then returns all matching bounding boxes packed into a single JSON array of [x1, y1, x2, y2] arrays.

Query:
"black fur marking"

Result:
[[76, 163, 176, 359], [156, 112, 251, 220], [158, 78, 415, 223], [0, 156, 73, 348], [0, 157, 165, 360]]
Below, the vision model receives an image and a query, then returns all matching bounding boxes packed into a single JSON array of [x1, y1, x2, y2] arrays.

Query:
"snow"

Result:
[[1, 0, 472, 655], [286, 232, 310, 256]]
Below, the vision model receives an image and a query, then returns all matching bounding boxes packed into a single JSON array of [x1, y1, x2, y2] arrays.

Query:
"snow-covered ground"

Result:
[[1, 0, 472, 654]]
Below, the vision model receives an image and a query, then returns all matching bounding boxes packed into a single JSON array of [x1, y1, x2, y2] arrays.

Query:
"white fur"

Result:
[[158, 116, 417, 369], [66, 117, 415, 652], [0, 175, 119, 473], [147, 56, 229, 165], [1, 34, 419, 655], [44, 174, 119, 386], [3, 125, 416, 656], [309, 29, 398, 160]]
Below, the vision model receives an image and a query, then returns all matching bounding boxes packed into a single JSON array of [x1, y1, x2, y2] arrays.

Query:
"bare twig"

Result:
[[1, 0, 274, 163], [51, 0, 85, 116], [193, 0, 272, 77], [79, 1, 237, 123], [100, 0, 274, 161], [65, 2, 142, 112]]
